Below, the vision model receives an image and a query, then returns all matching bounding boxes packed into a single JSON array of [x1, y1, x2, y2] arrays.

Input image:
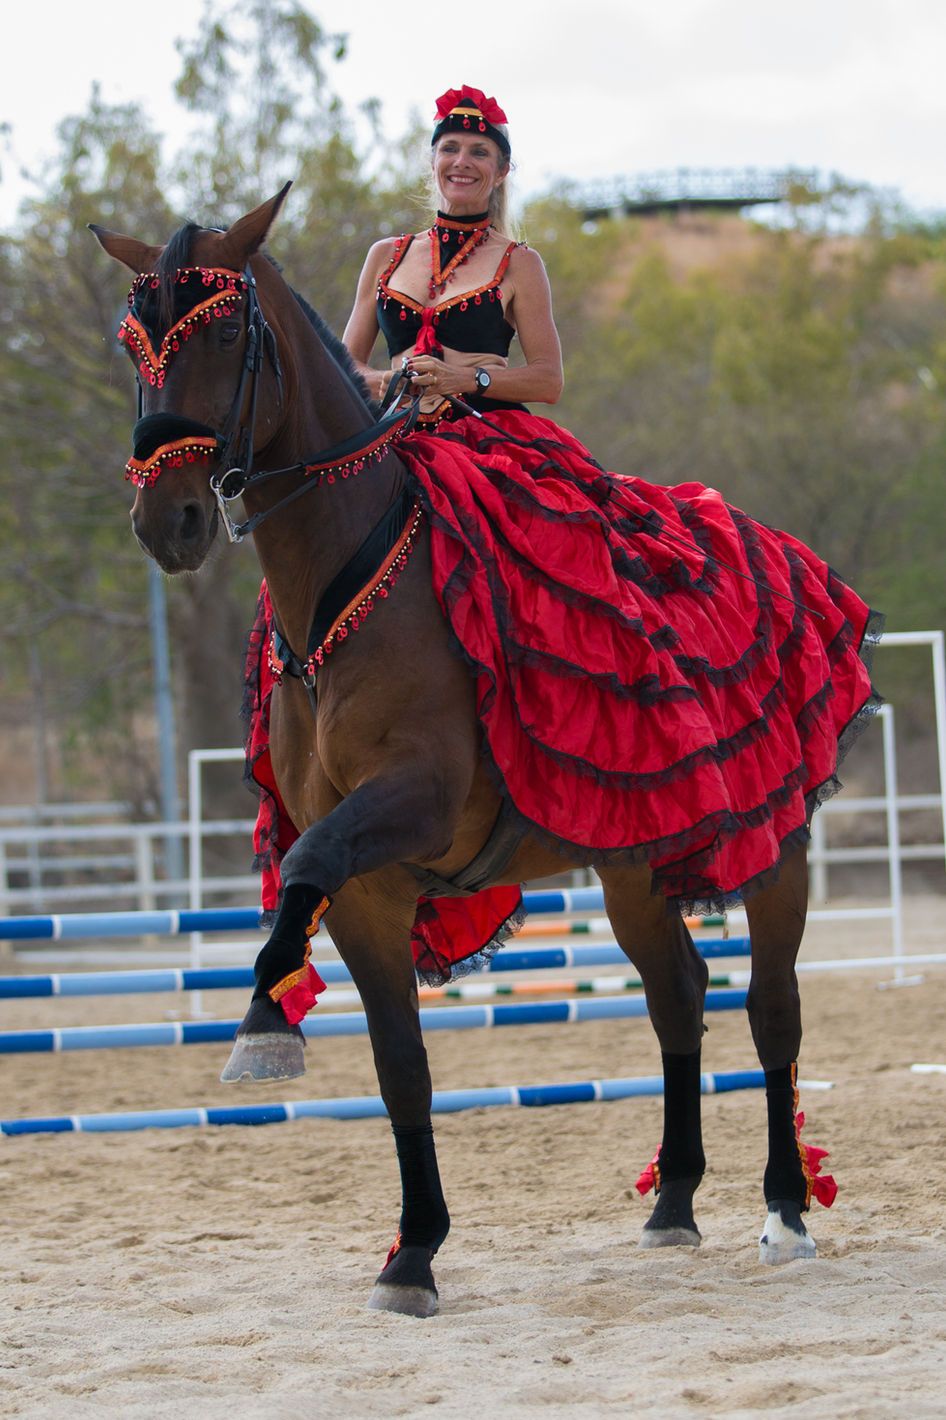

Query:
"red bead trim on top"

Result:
[[118, 267, 247, 389], [268, 501, 424, 686], [378, 239, 520, 320], [124, 435, 220, 488], [428, 218, 492, 300]]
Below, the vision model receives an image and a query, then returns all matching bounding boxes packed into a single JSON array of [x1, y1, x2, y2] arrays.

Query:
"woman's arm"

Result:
[[407, 246, 565, 405], [342, 239, 397, 400]]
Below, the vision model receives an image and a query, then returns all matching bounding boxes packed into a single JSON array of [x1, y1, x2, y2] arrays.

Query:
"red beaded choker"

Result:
[[428, 213, 492, 300]]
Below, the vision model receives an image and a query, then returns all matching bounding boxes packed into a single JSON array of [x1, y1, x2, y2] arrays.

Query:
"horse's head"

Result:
[[91, 185, 291, 573]]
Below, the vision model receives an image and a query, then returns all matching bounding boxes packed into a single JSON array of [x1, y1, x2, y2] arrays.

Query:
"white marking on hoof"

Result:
[[638, 1226, 701, 1250], [758, 1208, 817, 1265], [368, 1282, 438, 1318]]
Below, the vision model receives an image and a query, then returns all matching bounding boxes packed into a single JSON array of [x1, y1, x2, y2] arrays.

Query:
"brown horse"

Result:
[[92, 187, 840, 1317]]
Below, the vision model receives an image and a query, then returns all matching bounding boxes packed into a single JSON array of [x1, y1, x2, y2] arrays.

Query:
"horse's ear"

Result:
[[215, 182, 293, 268], [88, 225, 162, 274]]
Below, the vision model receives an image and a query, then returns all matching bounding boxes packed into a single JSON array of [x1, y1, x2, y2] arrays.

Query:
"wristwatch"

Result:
[[473, 367, 492, 393]]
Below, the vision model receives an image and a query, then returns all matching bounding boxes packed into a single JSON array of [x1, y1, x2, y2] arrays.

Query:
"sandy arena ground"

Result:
[[1, 901, 945, 1419]]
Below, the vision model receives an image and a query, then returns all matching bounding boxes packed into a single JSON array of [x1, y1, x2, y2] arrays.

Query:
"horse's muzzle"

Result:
[[131, 498, 219, 574]]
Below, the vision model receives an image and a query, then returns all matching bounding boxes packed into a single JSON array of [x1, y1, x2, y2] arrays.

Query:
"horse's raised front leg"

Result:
[[599, 867, 708, 1248], [325, 877, 450, 1318], [220, 877, 331, 1082], [744, 843, 816, 1264], [222, 765, 461, 1084]]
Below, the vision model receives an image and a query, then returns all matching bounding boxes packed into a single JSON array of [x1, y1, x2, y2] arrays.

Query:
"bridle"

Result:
[[208, 364, 420, 543], [124, 263, 421, 544]]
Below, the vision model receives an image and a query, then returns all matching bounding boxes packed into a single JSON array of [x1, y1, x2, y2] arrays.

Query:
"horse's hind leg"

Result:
[[743, 843, 816, 1264], [599, 867, 708, 1248]]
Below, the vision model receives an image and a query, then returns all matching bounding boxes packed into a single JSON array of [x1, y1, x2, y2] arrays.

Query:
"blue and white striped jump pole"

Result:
[[0, 988, 748, 1054], [0, 887, 616, 942], [0, 939, 752, 1001], [0, 1068, 768, 1136]]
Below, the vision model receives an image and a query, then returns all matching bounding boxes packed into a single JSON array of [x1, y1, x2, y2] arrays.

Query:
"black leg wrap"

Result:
[[657, 1048, 706, 1183], [392, 1122, 450, 1254], [251, 882, 329, 999], [763, 1064, 808, 1209]]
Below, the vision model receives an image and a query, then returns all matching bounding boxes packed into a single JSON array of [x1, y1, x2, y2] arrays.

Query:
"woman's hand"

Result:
[[403, 355, 474, 399], [377, 368, 401, 402]]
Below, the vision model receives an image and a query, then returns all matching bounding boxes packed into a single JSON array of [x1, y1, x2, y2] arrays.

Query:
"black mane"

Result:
[[153, 222, 378, 413], [288, 284, 377, 413]]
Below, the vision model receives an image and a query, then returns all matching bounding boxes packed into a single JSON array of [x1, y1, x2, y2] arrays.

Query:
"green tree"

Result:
[[0, 1, 424, 812], [0, 90, 176, 807]]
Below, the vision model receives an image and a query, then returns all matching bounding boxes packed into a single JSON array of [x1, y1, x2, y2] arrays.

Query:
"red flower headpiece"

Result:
[[432, 84, 510, 157], [434, 85, 508, 125]]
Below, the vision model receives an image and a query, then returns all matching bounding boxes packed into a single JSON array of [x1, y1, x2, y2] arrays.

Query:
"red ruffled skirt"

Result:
[[243, 409, 881, 982]]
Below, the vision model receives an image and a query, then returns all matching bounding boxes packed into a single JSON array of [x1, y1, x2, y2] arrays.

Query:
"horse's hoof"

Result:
[[639, 1174, 702, 1248], [368, 1244, 438, 1317], [759, 1201, 817, 1265], [220, 1032, 306, 1083], [639, 1224, 701, 1250], [368, 1282, 438, 1318]]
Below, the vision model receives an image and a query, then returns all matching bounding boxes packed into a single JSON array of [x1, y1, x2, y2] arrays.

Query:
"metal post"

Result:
[[931, 631, 946, 875], [809, 812, 828, 904], [148, 563, 184, 898], [134, 832, 156, 914], [879, 705, 917, 988], [188, 749, 205, 1017]]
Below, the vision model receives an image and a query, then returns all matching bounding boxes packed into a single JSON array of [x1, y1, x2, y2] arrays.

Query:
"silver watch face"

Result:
[[476, 368, 491, 391]]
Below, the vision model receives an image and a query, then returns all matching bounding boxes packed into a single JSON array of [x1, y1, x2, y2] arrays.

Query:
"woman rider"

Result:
[[343, 86, 564, 423]]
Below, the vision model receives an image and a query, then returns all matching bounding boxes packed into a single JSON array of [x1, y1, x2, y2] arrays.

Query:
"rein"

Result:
[[210, 396, 421, 543]]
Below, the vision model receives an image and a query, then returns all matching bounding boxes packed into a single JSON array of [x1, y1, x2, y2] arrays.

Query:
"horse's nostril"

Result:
[[180, 502, 204, 543]]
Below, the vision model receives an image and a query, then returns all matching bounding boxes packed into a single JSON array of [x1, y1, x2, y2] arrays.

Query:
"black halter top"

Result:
[[377, 213, 520, 359]]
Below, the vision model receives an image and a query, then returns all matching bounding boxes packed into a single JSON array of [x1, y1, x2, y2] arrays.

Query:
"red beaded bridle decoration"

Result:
[[299, 419, 408, 488], [268, 499, 424, 685], [118, 266, 248, 389], [124, 436, 220, 488]]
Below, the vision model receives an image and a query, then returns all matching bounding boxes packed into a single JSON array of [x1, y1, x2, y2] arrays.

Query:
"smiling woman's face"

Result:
[[432, 132, 508, 215]]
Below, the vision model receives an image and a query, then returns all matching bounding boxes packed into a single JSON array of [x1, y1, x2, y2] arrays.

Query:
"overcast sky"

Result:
[[3, 0, 945, 225]]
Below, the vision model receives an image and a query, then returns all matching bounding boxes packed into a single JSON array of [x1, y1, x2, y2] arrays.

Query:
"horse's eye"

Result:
[[219, 322, 242, 345]]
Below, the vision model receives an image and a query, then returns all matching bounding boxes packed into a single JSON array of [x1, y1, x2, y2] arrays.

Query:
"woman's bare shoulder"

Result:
[[506, 243, 550, 284], [364, 236, 400, 267]]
